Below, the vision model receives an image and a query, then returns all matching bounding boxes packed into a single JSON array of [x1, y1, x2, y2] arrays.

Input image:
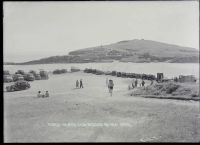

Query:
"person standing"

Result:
[[142, 80, 145, 87], [108, 80, 114, 96], [135, 79, 138, 87], [76, 80, 79, 88], [80, 79, 83, 88], [150, 79, 153, 85]]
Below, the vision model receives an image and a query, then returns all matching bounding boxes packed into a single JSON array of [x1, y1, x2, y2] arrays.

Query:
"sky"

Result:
[[3, 1, 199, 63]]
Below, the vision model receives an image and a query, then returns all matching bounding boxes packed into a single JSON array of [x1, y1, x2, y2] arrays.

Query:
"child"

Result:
[[108, 80, 114, 96], [45, 91, 49, 97], [37, 91, 42, 98]]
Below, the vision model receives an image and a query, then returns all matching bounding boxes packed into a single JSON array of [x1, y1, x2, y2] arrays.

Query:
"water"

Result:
[[4, 62, 199, 79]]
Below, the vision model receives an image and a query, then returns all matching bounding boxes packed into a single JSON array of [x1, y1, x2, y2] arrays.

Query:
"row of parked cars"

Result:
[[52, 67, 81, 75], [4, 70, 49, 92], [4, 70, 49, 83], [84, 68, 156, 80]]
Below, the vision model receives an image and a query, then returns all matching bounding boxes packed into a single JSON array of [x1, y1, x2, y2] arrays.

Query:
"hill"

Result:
[[13, 39, 199, 65]]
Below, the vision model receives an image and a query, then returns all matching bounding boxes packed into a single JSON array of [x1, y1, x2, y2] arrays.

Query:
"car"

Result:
[[105, 71, 112, 75], [12, 74, 24, 82], [4, 75, 13, 83], [71, 67, 80, 72], [4, 70, 10, 75], [34, 74, 41, 80], [6, 80, 30, 92], [24, 73, 35, 81], [121, 72, 127, 78], [40, 70, 49, 80], [111, 71, 117, 76], [29, 70, 37, 76], [116, 72, 122, 77], [53, 69, 67, 74], [95, 70, 104, 75], [15, 70, 25, 75]]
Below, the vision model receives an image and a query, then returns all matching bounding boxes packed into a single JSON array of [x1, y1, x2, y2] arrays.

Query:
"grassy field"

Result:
[[4, 72, 200, 142]]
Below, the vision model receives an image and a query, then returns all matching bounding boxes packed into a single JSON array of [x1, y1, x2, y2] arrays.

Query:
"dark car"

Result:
[[34, 74, 41, 80], [4, 75, 13, 83], [95, 70, 104, 75], [84, 68, 89, 73], [40, 70, 49, 80], [116, 72, 122, 77], [6, 80, 30, 92], [15, 70, 25, 75], [4, 70, 10, 75], [71, 67, 80, 72], [53, 69, 67, 74], [91, 69, 97, 74], [29, 70, 37, 76], [111, 71, 117, 76], [105, 71, 112, 75], [84, 68, 92, 73], [12, 74, 24, 82], [121, 72, 127, 78], [24, 73, 35, 81]]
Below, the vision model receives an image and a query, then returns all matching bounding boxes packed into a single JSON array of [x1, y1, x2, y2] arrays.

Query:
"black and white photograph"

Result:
[[3, 0, 200, 142]]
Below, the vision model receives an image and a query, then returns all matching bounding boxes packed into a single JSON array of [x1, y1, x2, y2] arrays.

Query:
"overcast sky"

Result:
[[3, 1, 199, 63]]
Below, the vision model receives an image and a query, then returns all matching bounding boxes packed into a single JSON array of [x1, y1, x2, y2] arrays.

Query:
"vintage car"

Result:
[[24, 73, 35, 81], [91, 69, 97, 74], [4, 75, 13, 83], [71, 67, 80, 72], [53, 69, 67, 74], [105, 71, 112, 75], [4, 70, 10, 75], [116, 72, 122, 77], [84, 68, 93, 73], [12, 74, 24, 82], [34, 73, 41, 80], [29, 70, 37, 76], [39, 70, 49, 80], [95, 70, 104, 75], [6, 80, 30, 92], [111, 71, 117, 76], [15, 70, 25, 75], [121, 72, 127, 78]]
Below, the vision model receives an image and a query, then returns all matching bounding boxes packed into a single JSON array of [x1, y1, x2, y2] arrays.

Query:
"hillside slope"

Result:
[[16, 39, 199, 64]]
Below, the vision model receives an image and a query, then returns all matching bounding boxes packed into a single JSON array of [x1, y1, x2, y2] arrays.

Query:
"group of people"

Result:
[[128, 79, 154, 90], [37, 91, 49, 98], [106, 78, 114, 96], [131, 79, 145, 88], [76, 79, 83, 88]]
